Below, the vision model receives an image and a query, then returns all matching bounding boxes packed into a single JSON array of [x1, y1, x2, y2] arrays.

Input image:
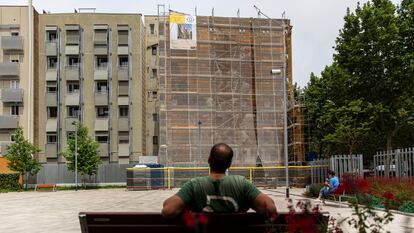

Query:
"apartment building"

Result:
[[144, 16, 160, 158], [0, 5, 37, 155], [36, 12, 146, 164], [156, 14, 293, 166]]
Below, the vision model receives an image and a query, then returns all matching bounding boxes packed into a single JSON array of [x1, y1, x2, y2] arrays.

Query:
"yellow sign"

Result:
[[170, 13, 185, 24]]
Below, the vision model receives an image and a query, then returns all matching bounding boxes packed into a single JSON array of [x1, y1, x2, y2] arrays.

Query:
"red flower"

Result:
[[287, 216, 318, 233], [182, 210, 195, 226], [198, 213, 209, 225], [382, 191, 395, 200], [356, 179, 370, 194]]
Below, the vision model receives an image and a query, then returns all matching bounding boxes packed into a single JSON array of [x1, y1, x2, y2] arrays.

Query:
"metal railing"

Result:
[[126, 166, 312, 190], [374, 147, 414, 179]]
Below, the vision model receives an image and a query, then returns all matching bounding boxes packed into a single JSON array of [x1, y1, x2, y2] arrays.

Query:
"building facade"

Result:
[[144, 16, 160, 159], [0, 5, 38, 155], [36, 12, 146, 164]]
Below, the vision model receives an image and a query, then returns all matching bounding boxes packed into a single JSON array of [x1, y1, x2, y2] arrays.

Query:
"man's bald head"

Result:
[[208, 143, 233, 173]]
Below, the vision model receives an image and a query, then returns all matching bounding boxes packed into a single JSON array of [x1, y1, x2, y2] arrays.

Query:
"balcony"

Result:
[[65, 45, 79, 55], [94, 65, 108, 80], [118, 144, 129, 157], [117, 46, 128, 55], [1, 88, 23, 103], [46, 69, 57, 81], [46, 93, 57, 106], [118, 118, 129, 131], [0, 116, 18, 129], [65, 65, 80, 81], [45, 144, 58, 158], [95, 118, 109, 131], [0, 141, 13, 155], [117, 66, 128, 81], [0, 63, 19, 79], [45, 41, 58, 56], [94, 92, 109, 106], [1, 36, 23, 51], [98, 143, 109, 157], [94, 45, 108, 55], [65, 93, 79, 106]]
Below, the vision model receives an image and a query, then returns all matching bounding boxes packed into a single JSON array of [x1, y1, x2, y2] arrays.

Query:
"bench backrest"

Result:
[[79, 212, 329, 233]]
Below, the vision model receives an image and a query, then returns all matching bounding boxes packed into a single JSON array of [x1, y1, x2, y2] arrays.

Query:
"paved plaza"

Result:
[[0, 188, 413, 233]]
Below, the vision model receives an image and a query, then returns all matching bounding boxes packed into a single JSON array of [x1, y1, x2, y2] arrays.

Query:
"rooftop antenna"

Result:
[[237, 8, 240, 18], [42, 9, 47, 14], [282, 11, 286, 19], [212, 7, 214, 17], [253, 5, 271, 19], [78, 8, 96, 13], [195, 6, 197, 16], [74, 8, 78, 13]]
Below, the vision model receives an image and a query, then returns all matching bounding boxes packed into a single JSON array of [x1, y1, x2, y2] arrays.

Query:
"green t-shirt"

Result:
[[176, 175, 261, 213]]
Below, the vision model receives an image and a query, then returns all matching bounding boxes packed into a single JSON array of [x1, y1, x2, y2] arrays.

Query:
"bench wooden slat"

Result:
[[79, 212, 329, 233]]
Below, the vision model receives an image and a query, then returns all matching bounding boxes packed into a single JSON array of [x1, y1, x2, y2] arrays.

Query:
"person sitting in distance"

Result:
[[316, 170, 339, 204], [162, 143, 277, 218]]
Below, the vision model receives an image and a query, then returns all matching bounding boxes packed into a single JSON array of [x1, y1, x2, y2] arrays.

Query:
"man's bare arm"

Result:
[[251, 193, 277, 216], [161, 195, 186, 218]]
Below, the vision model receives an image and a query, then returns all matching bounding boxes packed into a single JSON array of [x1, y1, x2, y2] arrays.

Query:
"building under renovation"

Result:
[[154, 11, 293, 166]]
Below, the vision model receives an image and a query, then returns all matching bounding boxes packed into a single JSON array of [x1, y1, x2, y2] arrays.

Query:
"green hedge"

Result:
[[0, 173, 20, 191]]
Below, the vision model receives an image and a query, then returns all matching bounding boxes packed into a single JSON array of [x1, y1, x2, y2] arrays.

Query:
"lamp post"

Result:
[[271, 68, 289, 198], [198, 120, 202, 166], [72, 120, 78, 191]]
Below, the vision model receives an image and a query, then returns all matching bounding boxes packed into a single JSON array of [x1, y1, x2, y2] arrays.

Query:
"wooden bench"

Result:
[[79, 212, 329, 233], [35, 184, 57, 192]]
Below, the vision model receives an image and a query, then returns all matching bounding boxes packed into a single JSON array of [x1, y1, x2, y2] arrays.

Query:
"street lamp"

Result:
[[271, 68, 289, 198], [71, 120, 78, 191]]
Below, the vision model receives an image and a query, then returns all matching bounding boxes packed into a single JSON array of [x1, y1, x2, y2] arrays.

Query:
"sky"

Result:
[[0, 0, 402, 87]]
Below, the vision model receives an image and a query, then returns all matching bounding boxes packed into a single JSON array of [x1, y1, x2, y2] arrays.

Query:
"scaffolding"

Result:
[[158, 13, 292, 167]]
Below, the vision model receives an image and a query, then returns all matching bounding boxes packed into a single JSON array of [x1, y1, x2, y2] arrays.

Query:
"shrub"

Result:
[[0, 173, 20, 191], [304, 184, 323, 198], [399, 201, 414, 213]]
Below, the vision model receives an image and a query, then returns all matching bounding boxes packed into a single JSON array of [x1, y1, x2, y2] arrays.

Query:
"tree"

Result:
[[61, 122, 101, 186], [5, 127, 41, 189], [303, 0, 414, 160]]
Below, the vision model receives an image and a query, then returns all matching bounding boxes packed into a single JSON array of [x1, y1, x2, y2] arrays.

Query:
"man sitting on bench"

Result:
[[162, 143, 277, 218], [316, 170, 339, 204]]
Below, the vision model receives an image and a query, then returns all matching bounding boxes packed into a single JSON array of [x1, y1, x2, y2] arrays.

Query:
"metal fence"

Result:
[[126, 166, 312, 190], [310, 154, 363, 184], [29, 163, 135, 185], [374, 147, 414, 179]]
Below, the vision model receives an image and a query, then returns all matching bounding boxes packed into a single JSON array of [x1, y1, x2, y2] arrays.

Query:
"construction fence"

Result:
[[126, 166, 311, 190]]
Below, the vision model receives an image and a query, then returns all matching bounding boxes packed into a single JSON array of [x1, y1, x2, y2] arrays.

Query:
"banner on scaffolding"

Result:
[[170, 12, 197, 50]]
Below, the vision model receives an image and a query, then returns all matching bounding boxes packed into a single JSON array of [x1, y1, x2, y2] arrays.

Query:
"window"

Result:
[[11, 59, 19, 63], [67, 56, 79, 66], [46, 81, 57, 93], [67, 81, 79, 93], [47, 56, 57, 69], [118, 131, 129, 144], [119, 106, 128, 117], [152, 113, 158, 122], [118, 30, 128, 46], [96, 106, 109, 118], [118, 81, 129, 96], [95, 131, 108, 143], [66, 30, 80, 45], [95, 81, 108, 93], [152, 68, 157, 78], [67, 106, 79, 118], [11, 32, 19, 36], [95, 56, 108, 68], [150, 24, 155, 35], [153, 136, 158, 145], [47, 133, 57, 144], [46, 30, 57, 42], [10, 80, 19, 89], [152, 91, 157, 99], [11, 105, 19, 116], [118, 56, 128, 67], [47, 107, 57, 118], [152, 46, 157, 55]]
